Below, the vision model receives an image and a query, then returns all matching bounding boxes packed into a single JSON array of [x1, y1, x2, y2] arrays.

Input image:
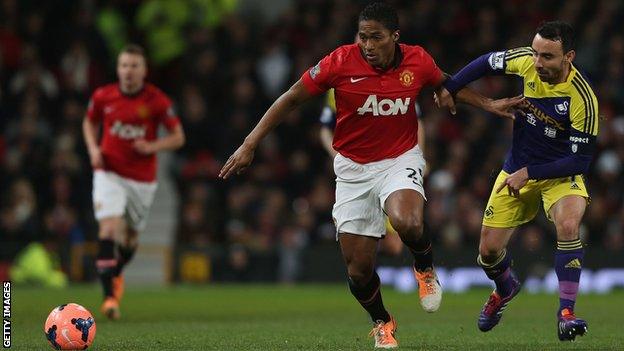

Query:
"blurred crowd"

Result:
[[1, 0, 623, 282]]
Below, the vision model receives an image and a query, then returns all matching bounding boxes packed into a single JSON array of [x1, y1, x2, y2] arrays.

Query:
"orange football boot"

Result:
[[414, 267, 442, 312], [369, 315, 398, 349], [101, 297, 120, 320]]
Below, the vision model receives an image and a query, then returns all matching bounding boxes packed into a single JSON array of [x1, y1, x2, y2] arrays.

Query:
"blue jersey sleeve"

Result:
[[444, 48, 534, 94], [526, 129, 596, 180]]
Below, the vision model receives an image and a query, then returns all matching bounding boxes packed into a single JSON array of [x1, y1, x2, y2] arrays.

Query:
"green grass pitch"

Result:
[[10, 284, 623, 350]]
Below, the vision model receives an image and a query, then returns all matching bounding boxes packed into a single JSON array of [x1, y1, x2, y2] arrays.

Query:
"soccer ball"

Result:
[[44, 303, 96, 350]]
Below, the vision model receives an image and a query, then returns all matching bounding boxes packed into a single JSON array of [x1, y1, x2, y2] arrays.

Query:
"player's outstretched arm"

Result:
[[435, 51, 527, 119], [434, 81, 524, 120], [219, 79, 313, 179], [449, 88, 524, 120]]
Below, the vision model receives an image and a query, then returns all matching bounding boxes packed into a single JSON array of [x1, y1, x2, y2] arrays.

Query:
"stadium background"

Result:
[[1, 0, 623, 292]]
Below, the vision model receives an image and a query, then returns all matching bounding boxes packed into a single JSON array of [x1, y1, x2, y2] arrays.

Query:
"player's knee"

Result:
[[98, 218, 121, 240], [479, 235, 505, 262], [347, 264, 374, 286], [556, 218, 580, 240], [98, 225, 116, 240], [478, 241, 504, 263], [390, 214, 423, 239]]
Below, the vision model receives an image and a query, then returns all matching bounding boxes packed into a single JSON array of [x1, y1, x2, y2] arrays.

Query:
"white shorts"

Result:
[[92, 170, 157, 231], [333, 145, 426, 238]]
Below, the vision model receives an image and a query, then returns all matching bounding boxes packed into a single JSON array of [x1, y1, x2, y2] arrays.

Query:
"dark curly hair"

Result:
[[536, 21, 576, 53], [358, 2, 399, 32]]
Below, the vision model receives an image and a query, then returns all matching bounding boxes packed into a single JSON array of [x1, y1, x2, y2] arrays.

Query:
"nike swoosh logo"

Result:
[[350, 77, 368, 83]]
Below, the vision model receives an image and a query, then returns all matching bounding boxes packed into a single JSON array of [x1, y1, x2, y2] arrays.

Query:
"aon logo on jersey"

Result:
[[357, 95, 411, 116], [110, 120, 146, 139]]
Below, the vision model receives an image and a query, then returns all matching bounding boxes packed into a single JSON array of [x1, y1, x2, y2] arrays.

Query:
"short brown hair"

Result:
[[119, 43, 146, 59]]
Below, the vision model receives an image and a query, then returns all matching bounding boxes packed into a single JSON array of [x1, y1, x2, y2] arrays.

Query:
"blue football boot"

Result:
[[558, 308, 588, 341], [477, 274, 521, 332]]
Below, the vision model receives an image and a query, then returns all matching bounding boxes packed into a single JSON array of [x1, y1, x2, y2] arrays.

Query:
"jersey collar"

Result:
[[117, 83, 145, 98]]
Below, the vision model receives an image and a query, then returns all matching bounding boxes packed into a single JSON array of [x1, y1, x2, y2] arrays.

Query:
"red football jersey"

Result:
[[87, 83, 180, 182], [302, 43, 442, 163]]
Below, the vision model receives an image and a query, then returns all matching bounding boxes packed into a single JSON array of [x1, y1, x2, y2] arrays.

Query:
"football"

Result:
[[44, 303, 96, 350]]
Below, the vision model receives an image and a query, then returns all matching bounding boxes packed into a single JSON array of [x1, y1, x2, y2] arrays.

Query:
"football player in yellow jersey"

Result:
[[439, 21, 598, 341]]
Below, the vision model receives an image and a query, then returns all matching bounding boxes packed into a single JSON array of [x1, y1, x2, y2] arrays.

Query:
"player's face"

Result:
[[117, 52, 147, 93], [531, 34, 574, 84], [358, 20, 398, 69]]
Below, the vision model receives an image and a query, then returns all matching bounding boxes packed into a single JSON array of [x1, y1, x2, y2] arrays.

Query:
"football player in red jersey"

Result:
[[220, 3, 521, 348], [83, 44, 185, 320]]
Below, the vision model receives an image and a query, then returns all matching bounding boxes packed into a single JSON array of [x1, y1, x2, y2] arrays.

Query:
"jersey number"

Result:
[[406, 167, 423, 185]]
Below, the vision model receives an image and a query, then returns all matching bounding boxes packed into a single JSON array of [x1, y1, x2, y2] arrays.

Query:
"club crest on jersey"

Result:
[[399, 69, 414, 87], [357, 95, 411, 116], [137, 105, 150, 119], [555, 101, 569, 115]]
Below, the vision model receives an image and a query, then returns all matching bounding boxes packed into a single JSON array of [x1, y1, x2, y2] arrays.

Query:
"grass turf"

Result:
[[10, 284, 623, 350]]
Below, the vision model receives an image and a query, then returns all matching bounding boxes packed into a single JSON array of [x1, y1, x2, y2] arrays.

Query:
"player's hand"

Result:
[[133, 139, 157, 155], [495, 167, 529, 198], [485, 95, 525, 120], [88, 146, 104, 168], [219, 143, 256, 179], [434, 87, 456, 115]]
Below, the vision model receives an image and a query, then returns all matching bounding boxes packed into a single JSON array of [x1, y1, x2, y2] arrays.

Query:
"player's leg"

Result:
[[332, 153, 396, 348], [385, 189, 430, 270], [96, 217, 123, 296], [384, 189, 441, 312], [547, 193, 588, 341], [477, 171, 538, 331], [116, 228, 138, 276], [96, 216, 123, 320], [340, 234, 390, 323], [478, 226, 517, 296], [339, 234, 396, 348], [381, 146, 441, 312], [111, 224, 138, 302], [477, 225, 521, 331], [111, 177, 157, 304], [379, 218, 404, 256], [92, 171, 127, 320]]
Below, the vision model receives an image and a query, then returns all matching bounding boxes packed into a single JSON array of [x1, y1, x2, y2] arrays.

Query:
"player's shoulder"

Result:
[[502, 47, 534, 74], [144, 83, 168, 97], [144, 83, 172, 103], [399, 44, 433, 59], [504, 46, 533, 56], [327, 44, 360, 63], [91, 83, 119, 100], [570, 65, 598, 96], [399, 44, 427, 55], [398, 44, 438, 68]]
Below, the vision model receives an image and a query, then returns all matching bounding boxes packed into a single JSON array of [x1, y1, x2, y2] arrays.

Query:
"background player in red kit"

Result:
[[83, 44, 185, 320], [220, 3, 521, 348]]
